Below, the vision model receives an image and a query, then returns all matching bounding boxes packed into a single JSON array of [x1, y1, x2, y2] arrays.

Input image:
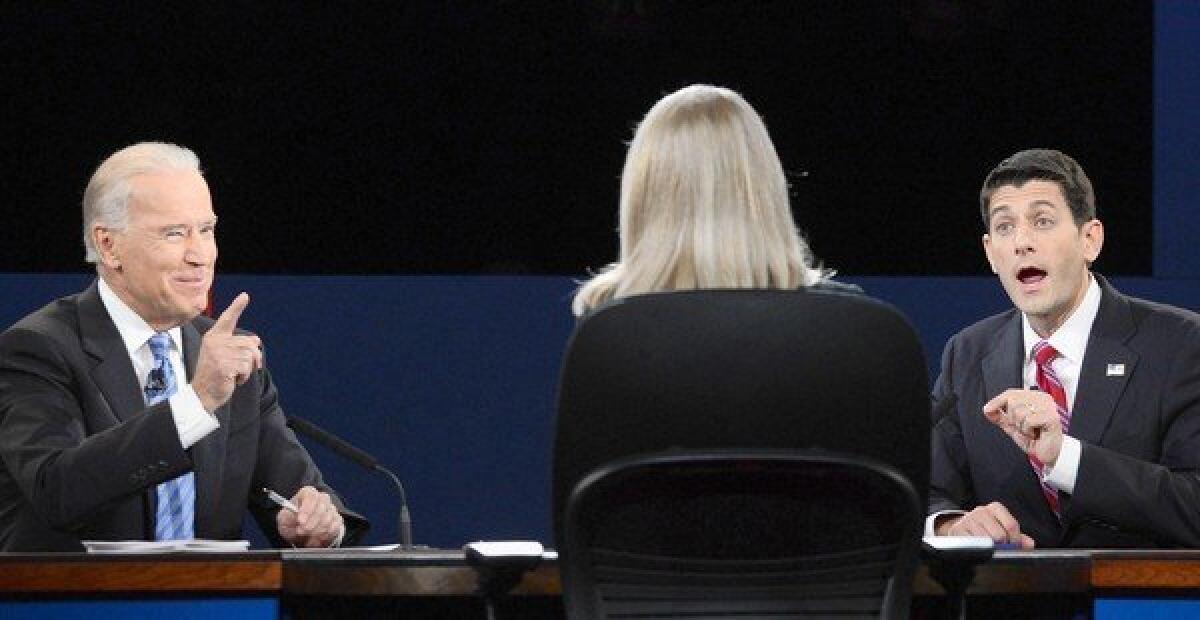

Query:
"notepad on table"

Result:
[[82, 539, 250, 554]]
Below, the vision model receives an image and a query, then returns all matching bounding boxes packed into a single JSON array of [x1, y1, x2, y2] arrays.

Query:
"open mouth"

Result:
[[1017, 267, 1047, 285]]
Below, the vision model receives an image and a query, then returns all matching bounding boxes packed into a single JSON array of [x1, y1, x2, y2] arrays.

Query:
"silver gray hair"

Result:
[[81, 142, 201, 264]]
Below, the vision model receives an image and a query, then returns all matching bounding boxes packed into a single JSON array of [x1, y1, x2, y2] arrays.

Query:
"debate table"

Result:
[[2, 549, 1200, 618]]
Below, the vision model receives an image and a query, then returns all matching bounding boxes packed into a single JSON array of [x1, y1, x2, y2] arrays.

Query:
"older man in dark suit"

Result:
[[0, 142, 367, 550], [929, 149, 1200, 548]]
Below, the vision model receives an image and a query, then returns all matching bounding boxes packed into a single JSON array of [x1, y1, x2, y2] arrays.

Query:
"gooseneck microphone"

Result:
[[285, 416, 413, 549]]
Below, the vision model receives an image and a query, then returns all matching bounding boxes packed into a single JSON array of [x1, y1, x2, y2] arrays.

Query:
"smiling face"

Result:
[[982, 180, 1103, 337], [95, 169, 218, 331]]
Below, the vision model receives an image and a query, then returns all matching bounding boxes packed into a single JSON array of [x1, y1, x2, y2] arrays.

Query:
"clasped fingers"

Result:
[[192, 331, 264, 411], [983, 389, 1059, 436], [280, 486, 344, 548], [981, 387, 1065, 465]]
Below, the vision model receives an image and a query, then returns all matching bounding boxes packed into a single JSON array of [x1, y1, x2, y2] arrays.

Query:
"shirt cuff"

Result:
[[168, 384, 220, 449], [925, 510, 966, 537], [1043, 435, 1081, 494]]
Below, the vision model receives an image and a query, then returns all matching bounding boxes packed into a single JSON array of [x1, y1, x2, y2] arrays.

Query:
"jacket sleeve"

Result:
[[928, 333, 977, 515], [0, 326, 190, 532], [244, 365, 370, 547]]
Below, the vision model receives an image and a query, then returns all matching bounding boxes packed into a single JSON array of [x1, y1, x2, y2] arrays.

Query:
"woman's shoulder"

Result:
[[807, 278, 863, 295]]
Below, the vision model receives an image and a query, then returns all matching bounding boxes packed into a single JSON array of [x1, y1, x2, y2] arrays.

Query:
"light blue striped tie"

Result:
[[146, 332, 195, 541]]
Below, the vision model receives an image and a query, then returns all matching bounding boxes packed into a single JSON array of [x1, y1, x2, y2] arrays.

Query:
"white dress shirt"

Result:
[[1022, 274, 1101, 494], [97, 278, 219, 448]]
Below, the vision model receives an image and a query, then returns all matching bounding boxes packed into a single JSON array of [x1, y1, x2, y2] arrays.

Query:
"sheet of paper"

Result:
[[82, 539, 250, 553]]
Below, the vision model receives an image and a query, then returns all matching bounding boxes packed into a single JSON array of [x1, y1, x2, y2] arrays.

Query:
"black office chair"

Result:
[[563, 450, 923, 619], [553, 288, 931, 619]]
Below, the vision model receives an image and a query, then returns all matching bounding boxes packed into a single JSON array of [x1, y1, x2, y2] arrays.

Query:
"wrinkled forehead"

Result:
[[987, 180, 1068, 219], [127, 170, 214, 219]]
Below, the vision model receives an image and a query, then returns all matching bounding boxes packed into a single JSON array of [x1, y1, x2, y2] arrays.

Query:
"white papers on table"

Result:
[[82, 539, 250, 554]]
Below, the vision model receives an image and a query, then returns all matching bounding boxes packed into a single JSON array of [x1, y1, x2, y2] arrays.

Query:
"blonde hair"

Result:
[[572, 84, 828, 316], [81, 142, 201, 264]]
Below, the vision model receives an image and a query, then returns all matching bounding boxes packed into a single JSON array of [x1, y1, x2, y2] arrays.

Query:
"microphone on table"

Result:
[[285, 415, 413, 549]]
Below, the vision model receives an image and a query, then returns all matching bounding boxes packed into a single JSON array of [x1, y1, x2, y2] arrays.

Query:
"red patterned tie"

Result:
[[1029, 341, 1070, 516]]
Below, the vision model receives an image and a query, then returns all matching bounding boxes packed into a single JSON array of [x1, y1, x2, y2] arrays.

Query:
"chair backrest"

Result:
[[552, 288, 931, 618], [562, 450, 924, 619], [553, 289, 930, 530]]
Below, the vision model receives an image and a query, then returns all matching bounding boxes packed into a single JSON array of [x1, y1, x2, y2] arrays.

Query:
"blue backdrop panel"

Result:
[[0, 597, 276, 619], [207, 275, 578, 548], [4, 274, 1199, 548], [1154, 2, 1200, 278], [0, 273, 93, 326]]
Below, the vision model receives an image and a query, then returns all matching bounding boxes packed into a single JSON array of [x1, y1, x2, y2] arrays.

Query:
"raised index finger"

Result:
[[213, 292, 250, 334]]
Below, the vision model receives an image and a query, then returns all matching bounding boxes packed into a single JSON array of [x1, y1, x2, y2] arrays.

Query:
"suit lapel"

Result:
[[182, 320, 229, 537], [79, 282, 145, 425], [1070, 277, 1137, 445], [78, 281, 157, 537], [982, 311, 1024, 400]]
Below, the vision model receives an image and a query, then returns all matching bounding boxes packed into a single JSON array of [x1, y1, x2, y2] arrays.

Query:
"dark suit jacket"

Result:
[[930, 274, 1200, 547], [0, 282, 368, 551]]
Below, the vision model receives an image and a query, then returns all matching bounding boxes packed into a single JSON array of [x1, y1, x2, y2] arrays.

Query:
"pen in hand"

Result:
[[263, 487, 299, 513]]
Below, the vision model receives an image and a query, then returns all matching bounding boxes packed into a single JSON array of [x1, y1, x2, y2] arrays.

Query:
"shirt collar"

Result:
[[96, 277, 184, 357], [1022, 272, 1101, 366]]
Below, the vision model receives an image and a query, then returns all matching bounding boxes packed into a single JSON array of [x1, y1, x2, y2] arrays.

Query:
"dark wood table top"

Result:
[[1, 548, 1198, 596]]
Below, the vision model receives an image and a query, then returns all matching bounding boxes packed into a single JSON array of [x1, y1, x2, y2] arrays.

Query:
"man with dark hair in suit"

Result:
[[0, 142, 367, 550], [929, 148, 1200, 548]]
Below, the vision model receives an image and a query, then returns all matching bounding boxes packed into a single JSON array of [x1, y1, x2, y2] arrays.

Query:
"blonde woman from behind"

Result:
[[572, 84, 855, 317]]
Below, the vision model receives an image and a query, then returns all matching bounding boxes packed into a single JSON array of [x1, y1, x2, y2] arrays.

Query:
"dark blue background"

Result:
[[2, 272, 1197, 549]]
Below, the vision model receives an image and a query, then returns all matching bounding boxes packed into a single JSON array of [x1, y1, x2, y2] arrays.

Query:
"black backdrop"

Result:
[[0, 2, 1151, 275]]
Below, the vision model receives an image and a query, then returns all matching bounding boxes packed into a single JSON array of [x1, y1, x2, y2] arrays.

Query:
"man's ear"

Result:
[[94, 225, 121, 270], [982, 233, 998, 274], [1081, 219, 1104, 264]]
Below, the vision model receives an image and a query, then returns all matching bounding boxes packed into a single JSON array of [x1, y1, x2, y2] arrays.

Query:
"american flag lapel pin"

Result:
[[1106, 363, 1125, 376]]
